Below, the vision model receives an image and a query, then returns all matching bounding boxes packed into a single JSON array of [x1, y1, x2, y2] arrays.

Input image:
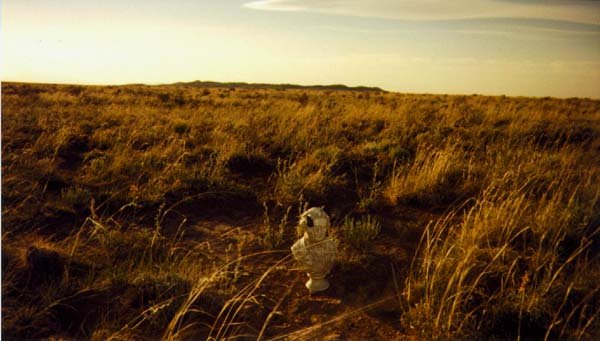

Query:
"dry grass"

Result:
[[403, 158, 600, 339], [2, 82, 599, 339]]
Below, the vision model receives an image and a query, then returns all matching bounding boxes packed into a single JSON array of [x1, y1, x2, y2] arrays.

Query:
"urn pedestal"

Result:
[[291, 207, 336, 294], [305, 276, 329, 293]]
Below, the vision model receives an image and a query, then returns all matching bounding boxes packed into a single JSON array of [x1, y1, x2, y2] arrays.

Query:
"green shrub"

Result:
[[342, 215, 381, 250]]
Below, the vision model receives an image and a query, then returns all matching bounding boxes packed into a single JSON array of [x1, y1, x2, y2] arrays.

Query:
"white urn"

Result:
[[291, 207, 337, 293]]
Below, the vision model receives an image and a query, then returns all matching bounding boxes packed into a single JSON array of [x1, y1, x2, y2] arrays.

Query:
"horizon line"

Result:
[[2, 79, 598, 100]]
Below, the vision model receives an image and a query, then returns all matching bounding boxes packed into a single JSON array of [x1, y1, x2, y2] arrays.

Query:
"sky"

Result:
[[2, 0, 600, 98]]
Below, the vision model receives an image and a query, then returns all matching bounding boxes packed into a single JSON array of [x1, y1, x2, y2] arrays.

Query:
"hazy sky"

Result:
[[2, 0, 600, 98]]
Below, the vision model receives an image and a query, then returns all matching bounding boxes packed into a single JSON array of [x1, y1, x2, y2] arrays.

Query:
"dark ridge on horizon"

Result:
[[2, 80, 385, 92], [4, 81, 599, 100], [170, 80, 386, 92]]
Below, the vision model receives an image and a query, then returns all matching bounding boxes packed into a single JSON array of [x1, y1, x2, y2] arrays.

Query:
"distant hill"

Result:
[[171, 80, 385, 92]]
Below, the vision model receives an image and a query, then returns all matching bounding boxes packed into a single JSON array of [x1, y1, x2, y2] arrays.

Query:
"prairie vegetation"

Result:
[[2, 82, 599, 339]]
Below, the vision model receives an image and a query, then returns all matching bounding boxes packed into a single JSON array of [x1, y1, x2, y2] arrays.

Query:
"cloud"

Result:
[[243, 0, 600, 25], [456, 24, 600, 40]]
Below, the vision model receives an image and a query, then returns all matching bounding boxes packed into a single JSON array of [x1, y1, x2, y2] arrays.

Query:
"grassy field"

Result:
[[2, 81, 600, 339]]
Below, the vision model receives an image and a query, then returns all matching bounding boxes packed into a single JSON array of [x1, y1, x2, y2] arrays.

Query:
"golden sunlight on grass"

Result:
[[2, 82, 599, 339]]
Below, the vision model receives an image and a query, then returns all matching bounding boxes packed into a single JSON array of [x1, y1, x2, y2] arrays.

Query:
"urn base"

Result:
[[306, 276, 329, 293]]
